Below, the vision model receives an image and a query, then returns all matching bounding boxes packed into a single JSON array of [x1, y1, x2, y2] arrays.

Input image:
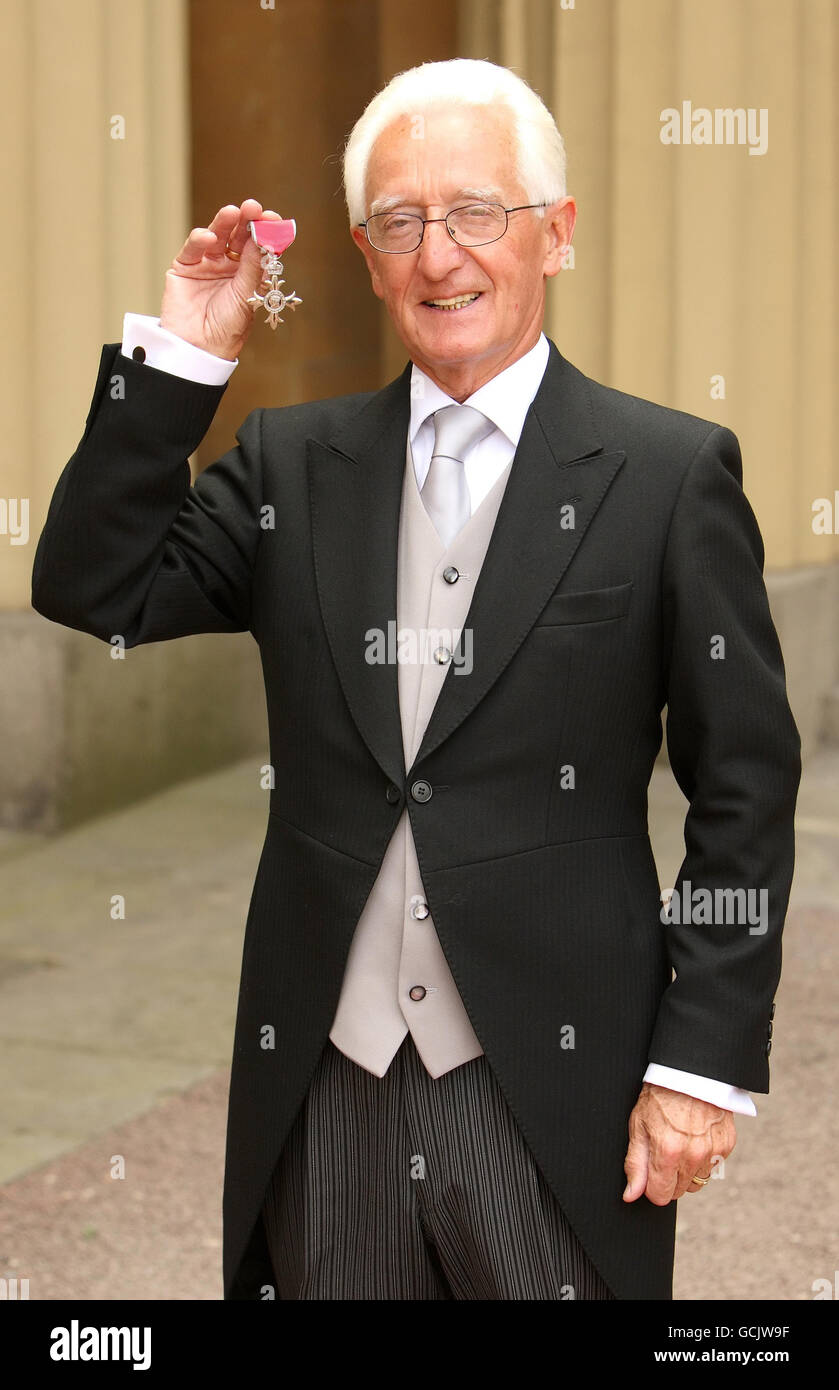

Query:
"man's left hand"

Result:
[[622, 1083, 736, 1204]]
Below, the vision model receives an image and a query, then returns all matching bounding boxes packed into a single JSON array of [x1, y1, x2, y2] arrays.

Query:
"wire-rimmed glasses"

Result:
[[358, 202, 548, 253]]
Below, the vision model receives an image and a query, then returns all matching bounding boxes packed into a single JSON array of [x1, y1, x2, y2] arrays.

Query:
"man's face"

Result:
[[351, 103, 575, 399]]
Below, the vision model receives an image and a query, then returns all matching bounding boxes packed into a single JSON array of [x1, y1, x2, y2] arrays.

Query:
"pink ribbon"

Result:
[[248, 218, 297, 255]]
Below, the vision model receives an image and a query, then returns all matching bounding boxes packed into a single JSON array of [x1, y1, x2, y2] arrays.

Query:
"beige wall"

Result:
[[1, 0, 190, 614], [459, 0, 839, 572]]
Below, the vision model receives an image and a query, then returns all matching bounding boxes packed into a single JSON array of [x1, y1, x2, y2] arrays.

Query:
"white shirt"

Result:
[[120, 311, 758, 1117]]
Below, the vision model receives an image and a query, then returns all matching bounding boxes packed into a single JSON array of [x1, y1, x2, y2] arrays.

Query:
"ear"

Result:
[[351, 226, 385, 301], [542, 196, 577, 280]]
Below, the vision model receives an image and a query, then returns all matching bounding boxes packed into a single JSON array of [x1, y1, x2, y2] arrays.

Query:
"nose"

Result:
[[416, 217, 468, 275]]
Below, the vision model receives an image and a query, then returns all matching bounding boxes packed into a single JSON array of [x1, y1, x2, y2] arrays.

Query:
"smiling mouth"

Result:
[[422, 292, 482, 311]]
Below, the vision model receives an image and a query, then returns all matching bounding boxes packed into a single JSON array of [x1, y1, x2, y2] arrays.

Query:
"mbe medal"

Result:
[[246, 218, 302, 328]]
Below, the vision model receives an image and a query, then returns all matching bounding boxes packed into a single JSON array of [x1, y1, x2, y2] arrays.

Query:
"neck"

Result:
[[413, 329, 543, 402]]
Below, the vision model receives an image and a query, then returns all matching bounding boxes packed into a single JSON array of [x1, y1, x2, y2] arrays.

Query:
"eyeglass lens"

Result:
[[366, 203, 507, 251]]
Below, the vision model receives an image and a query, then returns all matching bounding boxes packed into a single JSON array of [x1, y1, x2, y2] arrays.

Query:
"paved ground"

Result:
[[1, 749, 837, 1301]]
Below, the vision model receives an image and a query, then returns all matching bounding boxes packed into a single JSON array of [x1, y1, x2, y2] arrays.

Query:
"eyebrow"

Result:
[[368, 186, 507, 217]]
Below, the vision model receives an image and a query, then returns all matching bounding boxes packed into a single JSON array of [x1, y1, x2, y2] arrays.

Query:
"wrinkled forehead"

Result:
[[363, 102, 521, 212]]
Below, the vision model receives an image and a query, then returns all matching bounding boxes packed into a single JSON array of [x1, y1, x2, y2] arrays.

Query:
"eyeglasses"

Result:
[[357, 202, 548, 253]]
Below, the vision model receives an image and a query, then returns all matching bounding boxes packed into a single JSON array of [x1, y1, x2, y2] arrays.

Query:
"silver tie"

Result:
[[420, 404, 495, 548]]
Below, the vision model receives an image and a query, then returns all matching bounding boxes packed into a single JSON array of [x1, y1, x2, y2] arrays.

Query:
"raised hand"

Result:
[[159, 200, 283, 360]]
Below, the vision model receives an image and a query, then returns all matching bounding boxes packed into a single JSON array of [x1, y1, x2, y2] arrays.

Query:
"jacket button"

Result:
[[765, 1039, 772, 1057], [385, 783, 401, 804], [767, 1021, 773, 1039], [442, 566, 459, 584], [408, 985, 427, 1001], [769, 1002, 776, 1020], [411, 780, 432, 802]]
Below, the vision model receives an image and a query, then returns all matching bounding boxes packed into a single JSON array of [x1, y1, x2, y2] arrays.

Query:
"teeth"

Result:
[[425, 293, 480, 310]]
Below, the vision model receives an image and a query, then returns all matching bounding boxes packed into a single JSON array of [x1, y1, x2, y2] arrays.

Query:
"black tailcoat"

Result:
[[31, 339, 800, 1300]]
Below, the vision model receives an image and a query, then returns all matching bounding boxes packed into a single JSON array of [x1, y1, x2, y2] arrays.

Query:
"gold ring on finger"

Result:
[[690, 1175, 710, 1186], [225, 246, 241, 261]]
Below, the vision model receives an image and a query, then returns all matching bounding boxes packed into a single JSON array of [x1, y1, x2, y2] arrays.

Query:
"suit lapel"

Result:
[[307, 341, 625, 787], [307, 367, 412, 789]]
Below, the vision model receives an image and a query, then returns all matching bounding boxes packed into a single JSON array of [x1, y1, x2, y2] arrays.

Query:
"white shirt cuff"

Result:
[[643, 1063, 758, 1116], [121, 313, 238, 385]]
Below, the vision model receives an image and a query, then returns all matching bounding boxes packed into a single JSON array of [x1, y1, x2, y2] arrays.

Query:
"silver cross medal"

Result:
[[246, 218, 302, 328]]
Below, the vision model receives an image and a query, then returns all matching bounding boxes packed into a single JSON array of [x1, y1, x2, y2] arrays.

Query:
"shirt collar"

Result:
[[409, 333, 550, 449]]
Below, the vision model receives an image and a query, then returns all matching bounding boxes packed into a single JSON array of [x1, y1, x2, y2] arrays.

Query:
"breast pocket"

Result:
[[534, 580, 633, 628]]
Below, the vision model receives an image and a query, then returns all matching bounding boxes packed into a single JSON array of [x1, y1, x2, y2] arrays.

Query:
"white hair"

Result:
[[342, 58, 568, 226]]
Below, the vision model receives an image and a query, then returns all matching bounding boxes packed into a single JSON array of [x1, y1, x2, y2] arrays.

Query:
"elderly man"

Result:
[[31, 59, 799, 1301]]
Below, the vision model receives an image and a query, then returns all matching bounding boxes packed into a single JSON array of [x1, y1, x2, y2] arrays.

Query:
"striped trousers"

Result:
[[261, 1033, 616, 1300]]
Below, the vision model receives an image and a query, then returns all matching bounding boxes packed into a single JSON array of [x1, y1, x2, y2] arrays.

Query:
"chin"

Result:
[[413, 327, 490, 364]]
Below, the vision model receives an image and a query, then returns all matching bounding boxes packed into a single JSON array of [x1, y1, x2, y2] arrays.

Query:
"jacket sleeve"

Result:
[[31, 344, 264, 648], [647, 423, 801, 1093]]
